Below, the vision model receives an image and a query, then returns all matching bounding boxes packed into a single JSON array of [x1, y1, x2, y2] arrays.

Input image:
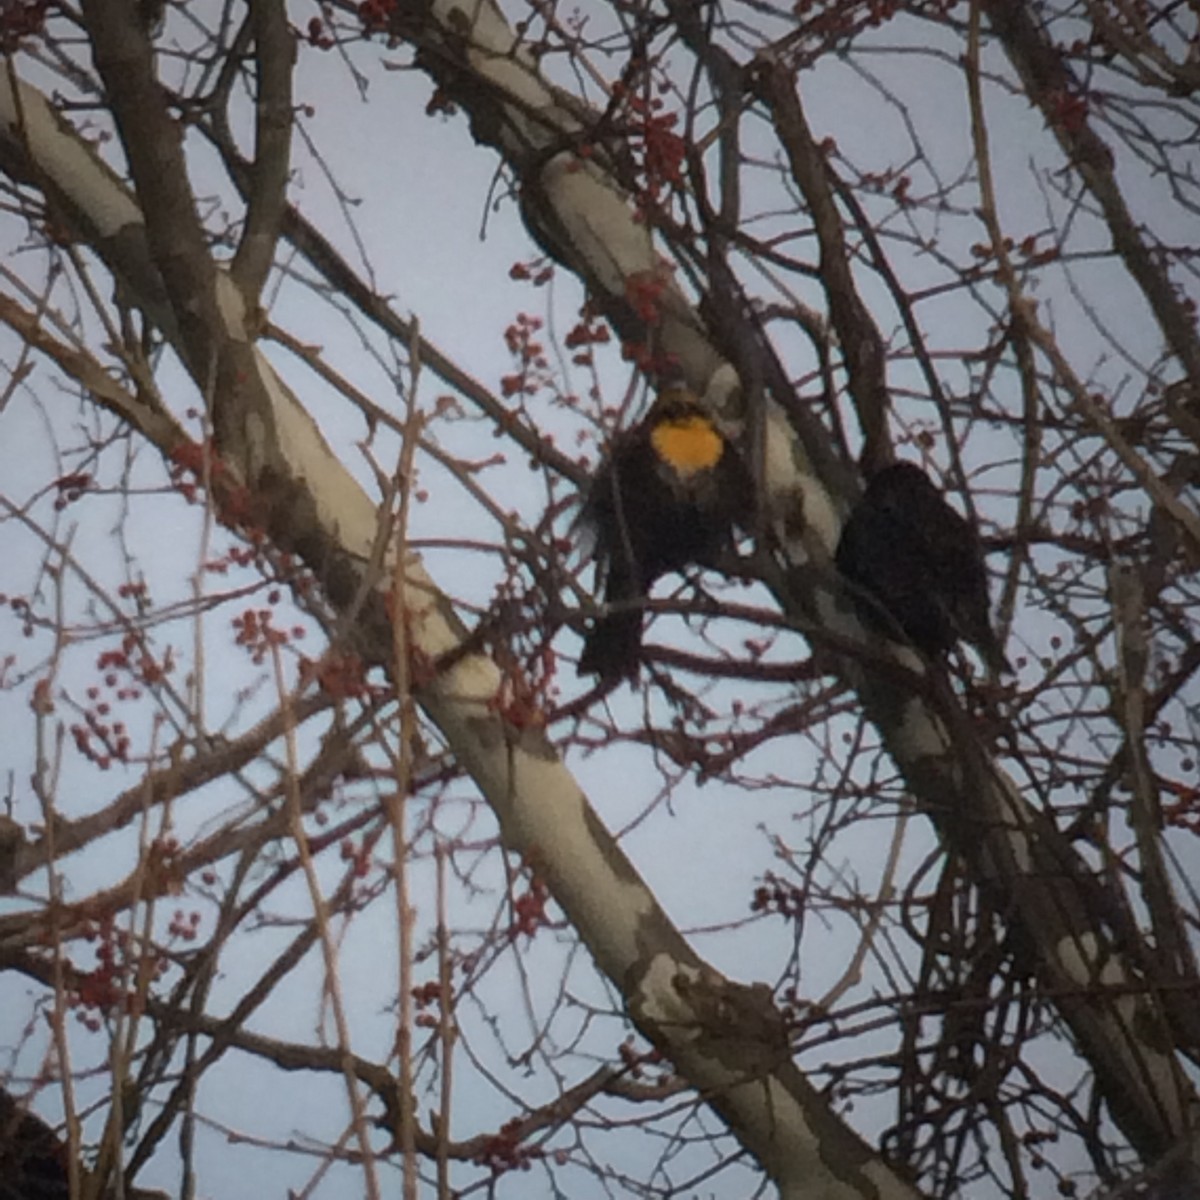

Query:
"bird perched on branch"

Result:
[[577, 381, 754, 682], [835, 460, 1012, 675]]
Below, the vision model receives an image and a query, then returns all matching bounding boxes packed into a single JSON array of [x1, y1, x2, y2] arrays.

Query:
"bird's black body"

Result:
[[578, 386, 753, 681], [835, 461, 1011, 674], [0, 1085, 71, 1200]]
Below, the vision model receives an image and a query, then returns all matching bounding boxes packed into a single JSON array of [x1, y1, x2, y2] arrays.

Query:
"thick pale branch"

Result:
[[0, 70, 175, 339]]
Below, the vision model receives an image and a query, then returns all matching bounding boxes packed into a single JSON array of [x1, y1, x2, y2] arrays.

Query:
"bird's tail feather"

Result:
[[976, 632, 1014, 678], [578, 609, 643, 681], [579, 554, 647, 682]]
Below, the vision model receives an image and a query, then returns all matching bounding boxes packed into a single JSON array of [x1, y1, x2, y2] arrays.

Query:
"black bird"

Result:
[[0, 1085, 70, 1200], [578, 382, 753, 681], [835, 461, 1012, 675]]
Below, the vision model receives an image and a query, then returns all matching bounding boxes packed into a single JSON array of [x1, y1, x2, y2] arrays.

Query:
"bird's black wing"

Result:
[[879, 473, 1011, 673]]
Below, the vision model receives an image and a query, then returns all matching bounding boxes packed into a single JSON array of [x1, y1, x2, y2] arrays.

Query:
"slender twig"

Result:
[[271, 644, 381, 1200], [435, 841, 455, 1198], [390, 320, 427, 1200]]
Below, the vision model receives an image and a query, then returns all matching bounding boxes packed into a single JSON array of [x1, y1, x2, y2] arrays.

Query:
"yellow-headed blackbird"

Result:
[[578, 383, 754, 681], [835, 461, 1012, 675]]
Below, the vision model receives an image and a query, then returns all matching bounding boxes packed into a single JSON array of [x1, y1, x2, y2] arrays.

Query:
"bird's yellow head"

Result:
[[647, 385, 726, 477]]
